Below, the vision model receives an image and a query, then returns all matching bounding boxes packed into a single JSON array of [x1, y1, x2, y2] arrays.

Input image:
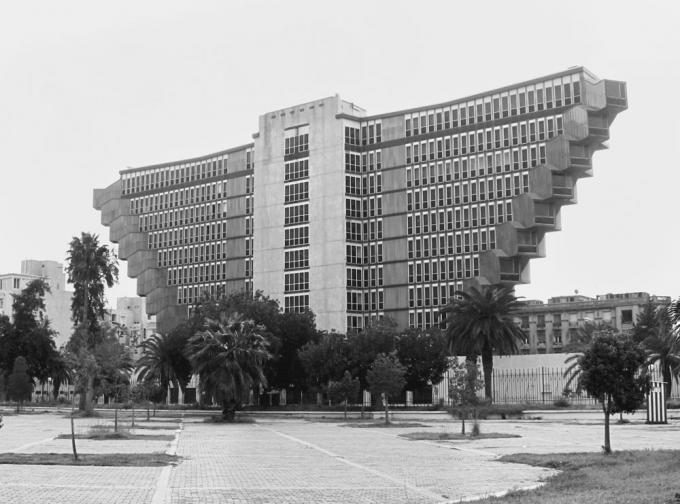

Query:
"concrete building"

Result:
[[94, 67, 627, 334], [109, 296, 157, 359], [0, 260, 73, 347], [514, 291, 671, 354]]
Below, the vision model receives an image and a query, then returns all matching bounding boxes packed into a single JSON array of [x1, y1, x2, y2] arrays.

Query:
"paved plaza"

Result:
[[0, 410, 678, 503]]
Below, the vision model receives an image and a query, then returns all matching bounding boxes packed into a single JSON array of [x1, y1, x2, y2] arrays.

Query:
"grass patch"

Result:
[[343, 422, 428, 428], [400, 431, 521, 441], [0, 453, 179, 466], [477, 450, 680, 503], [203, 415, 256, 424], [129, 424, 181, 430], [55, 433, 174, 441]]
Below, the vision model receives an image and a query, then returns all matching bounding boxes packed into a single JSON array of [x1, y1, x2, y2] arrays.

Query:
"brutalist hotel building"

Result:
[[94, 67, 627, 334]]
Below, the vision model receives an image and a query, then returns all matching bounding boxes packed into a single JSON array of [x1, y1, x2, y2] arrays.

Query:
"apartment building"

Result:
[[514, 292, 670, 353]]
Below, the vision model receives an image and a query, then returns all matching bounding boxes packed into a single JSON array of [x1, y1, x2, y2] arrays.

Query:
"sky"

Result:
[[0, 0, 678, 308]]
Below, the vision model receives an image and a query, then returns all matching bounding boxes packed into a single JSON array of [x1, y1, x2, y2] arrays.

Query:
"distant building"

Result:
[[0, 260, 73, 348], [514, 291, 670, 354], [109, 296, 157, 359]]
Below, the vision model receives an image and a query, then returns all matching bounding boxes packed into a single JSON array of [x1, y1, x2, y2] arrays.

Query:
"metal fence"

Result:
[[432, 365, 680, 405]]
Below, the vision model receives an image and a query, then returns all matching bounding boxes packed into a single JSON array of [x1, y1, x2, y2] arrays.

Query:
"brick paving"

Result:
[[0, 410, 678, 503]]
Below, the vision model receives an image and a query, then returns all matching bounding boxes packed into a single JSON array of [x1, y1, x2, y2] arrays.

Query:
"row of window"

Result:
[[177, 281, 250, 305], [405, 115, 563, 164], [409, 308, 449, 330], [129, 181, 227, 214], [138, 203, 228, 232], [157, 241, 231, 267], [347, 290, 385, 312], [284, 271, 309, 293], [284, 203, 309, 226], [166, 262, 243, 286], [284, 294, 309, 313], [284, 159, 309, 182], [345, 196, 383, 219], [122, 148, 254, 196], [284, 248, 309, 270], [346, 266, 384, 288], [404, 73, 581, 137], [284, 181, 309, 204], [408, 255, 488, 284], [408, 232, 497, 260], [408, 180, 522, 210], [344, 121, 383, 146], [346, 243, 384, 265], [344, 218, 384, 242], [408, 200, 516, 234], [345, 174, 383, 195], [409, 282, 469, 309], [407, 144, 548, 190], [148, 223, 229, 251], [344, 150, 383, 173], [284, 132, 309, 155], [347, 314, 385, 331], [285, 226, 309, 248]]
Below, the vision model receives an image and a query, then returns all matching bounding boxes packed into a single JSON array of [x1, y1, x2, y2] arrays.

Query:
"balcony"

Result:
[[552, 186, 574, 198], [570, 157, 591, 168], [534, 216, 555, 225], [500, 272, 521, 282], [517, 244, 539, 255]]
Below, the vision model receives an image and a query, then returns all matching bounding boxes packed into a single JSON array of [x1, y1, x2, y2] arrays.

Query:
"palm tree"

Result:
[[187, 314, 270, 420], [442, 285, 525, 401], [65, 232, 118, 411], [136, 332, 193, 403], [642, 306, 680, 399], [66, 233, 118, 331]]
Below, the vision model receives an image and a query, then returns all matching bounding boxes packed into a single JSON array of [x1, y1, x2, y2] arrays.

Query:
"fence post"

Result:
[[541, 367, 546, 404]]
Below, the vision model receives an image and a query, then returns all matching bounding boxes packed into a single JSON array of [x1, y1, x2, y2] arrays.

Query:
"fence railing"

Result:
[[432, 366, 680, 405]]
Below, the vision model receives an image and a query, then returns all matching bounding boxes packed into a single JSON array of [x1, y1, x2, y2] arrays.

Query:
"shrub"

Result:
[[553, 397, 570, 408]]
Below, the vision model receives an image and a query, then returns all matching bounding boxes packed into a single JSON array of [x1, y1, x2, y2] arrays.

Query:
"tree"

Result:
[[299, 332, 349, 391], [396, 328, 449, 392], [641, 307, 680, 399], [65, 232, 118, 411], [632, 300, 661, 345], [65, 324, 130, 412], [66, 232, 119, 331], [366, 352, 406, 425], [563, 321, 617, 354], [191, 291, 318, 395], [0, 279, 60, 384], [136, 332, 193, 402], [187, 314, 271, 420], [7, 356, 33, 411], [442, 286, 525, 401], [328, 371, 360, 419], [345, 320, 397, 390], [570, 335, 648, 454], [448, 359, 484, 435]]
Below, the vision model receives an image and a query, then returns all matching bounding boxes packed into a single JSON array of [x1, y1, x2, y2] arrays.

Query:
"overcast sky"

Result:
[[1, 0, 678, 308]]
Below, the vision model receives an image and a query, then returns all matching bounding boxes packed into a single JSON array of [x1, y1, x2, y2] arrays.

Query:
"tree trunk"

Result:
[[384, 394, 389, 425], [663, 363, 672, 399], [344, 400, 347, 420], [70, 414, 78, 461], [83, 374, 95, 413], [481, 344, 493, 401], [82, 281, 89, 329], [602, 399, 611, 454], [461, 408, 466, 435], [114, 406, 118, 432]]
